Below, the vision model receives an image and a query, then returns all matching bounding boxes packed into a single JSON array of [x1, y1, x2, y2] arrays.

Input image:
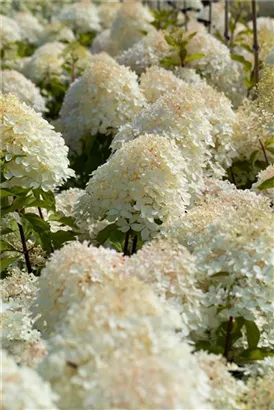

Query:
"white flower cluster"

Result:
[[36, 20, 75, 46], [139, 66, 237, 177], [195, 351, 247, 410], [1, 268, 45, 368], [252, 164, 274, 202], [76, 134, 192, 240], [0, 69, 47, 112], [39, 277, 212, 410], [58, 0, 101, 34], [116, 30, 170, 75], [97, 1, 121, 29], [140, 65, 185, 103], [55, 188, 85, 217], [0, 94, 74, 190], [232, 98, 273, 160], [166, 178, 272, 252], [241, 369, 274, 410], [174, 66, 205, 86], [1, 350, 58, 410], [14, 12, 43, 44], [32, 241, 125, 336], [0, 14, 22, 48], [191, 204, 274, 321], [59, 55, 146, 152], [112, 88, 212, 197], [125, 238, 215, 338], [22, 41, 66, 84], [185, 31, 246, 106], [95, 1, 155, 57]]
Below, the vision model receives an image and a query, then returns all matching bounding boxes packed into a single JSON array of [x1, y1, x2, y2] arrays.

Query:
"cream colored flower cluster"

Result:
[[0, 14, 22, 49], [36, 20, 75, 46], [1, 268, 46, 368], [112, 88, 211, 197], [76, 134, 193, 240], [252, 164, 274, 201], [58, 0, 101, 34], [14, 12, 43, 44], [139, 66, 237, 177], [105, 1, 155, 56], [191, 204, 274, 321], [97, 2, 121, 29], [38, 277, 212, 410], [32, 241, 125, 336], [0, 69, 47, 112], [0, 94, 74, 190], [116, 30, 170, 75], [124, 238, 215, 338], [22, 41, 66, 84], [1, 350, 58, 410], [185, 31, 246, 107], [59, 55, 146, 152], [195, 351, 247, 410]]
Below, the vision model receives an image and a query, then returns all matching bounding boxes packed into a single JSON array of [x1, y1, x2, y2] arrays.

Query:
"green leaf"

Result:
[[160, 55, 181, 69], [245, 320, 260, 349], [0, 190, 12, 198], [0, 228, 15, 236], [257, 176, 274, 191], [0, 240, 10, 251], [231, 54, 252, 72], [49, 212, 78, 229], [97, 223, 118, 245], [50, 230, 77, 249], [0, 256, 20, 272], [22, 213, 50, 234], [265, 147, 274, 155], [238, 347, 274, 362], [184, 53, 204, 64], [210, 271, 230, 279], [265, 137, 274, 147]]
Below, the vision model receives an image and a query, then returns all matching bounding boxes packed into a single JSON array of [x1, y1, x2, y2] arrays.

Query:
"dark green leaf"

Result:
[[257, 176, 274, 191], [245, 320, 260, 349], [97, 223, 118, 245], [0, 256, 20, 272], [50, 230, 77, 249]]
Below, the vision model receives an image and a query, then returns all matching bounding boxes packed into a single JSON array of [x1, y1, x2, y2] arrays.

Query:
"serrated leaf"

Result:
[[245, 320, 260, 349], [257, 176, 274, 191]]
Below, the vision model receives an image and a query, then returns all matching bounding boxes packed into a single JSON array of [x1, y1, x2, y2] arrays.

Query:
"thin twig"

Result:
[[123, 231, 130, 256], [208, 0, 212, 33], [38, 207, 44, 219], [224, 0, 230, 44], [252, 0, 259, 85], [184, 0, 188, 31], [17, 210, 32, 273], [259, 139, 269, 165], [224, 316, 233, 360], [131, 235, 138, 255]]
